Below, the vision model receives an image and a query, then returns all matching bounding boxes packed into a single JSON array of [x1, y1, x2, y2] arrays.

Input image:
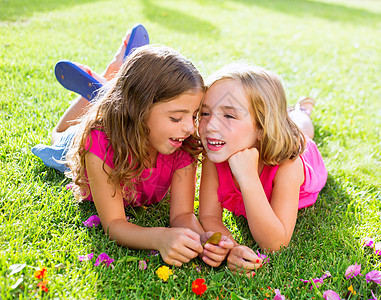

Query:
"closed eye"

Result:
[[170, 117, 181, 123]]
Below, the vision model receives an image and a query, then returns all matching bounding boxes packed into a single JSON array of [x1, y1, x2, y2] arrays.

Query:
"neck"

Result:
[[145, 145, 158, 168]]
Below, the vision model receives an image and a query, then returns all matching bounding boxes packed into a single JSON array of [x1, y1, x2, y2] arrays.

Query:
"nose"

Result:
[[204, 113, 219, 133], [182, 116, 196, 135]]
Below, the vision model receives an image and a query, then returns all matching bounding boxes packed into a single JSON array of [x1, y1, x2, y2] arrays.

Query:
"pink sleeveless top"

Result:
[[84, 130, 195, 207], [215, 138, 327, 218]]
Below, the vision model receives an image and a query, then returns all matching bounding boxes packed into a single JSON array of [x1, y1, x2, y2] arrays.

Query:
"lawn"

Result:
[[0, 0, 380, 298]]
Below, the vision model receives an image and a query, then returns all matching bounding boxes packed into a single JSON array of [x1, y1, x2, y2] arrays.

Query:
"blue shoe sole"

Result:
[[124, 23, 149, 60], [55, 60, 103, 101]]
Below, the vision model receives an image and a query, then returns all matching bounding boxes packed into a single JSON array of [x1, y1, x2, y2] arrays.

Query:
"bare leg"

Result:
[[289, 97, 315, 139], [51, 30, 132, 143], [51, 96, 89, 143], [102, 29, 132, 80]]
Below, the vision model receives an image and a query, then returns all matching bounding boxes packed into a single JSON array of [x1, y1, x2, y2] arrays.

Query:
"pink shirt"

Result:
[[215, 138, 327, 218], [85, 130, 195, 207]]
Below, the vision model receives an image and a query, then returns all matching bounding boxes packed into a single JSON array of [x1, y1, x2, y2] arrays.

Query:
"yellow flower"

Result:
[[348, 285, 357, 295], [156, 266, 173, 282]]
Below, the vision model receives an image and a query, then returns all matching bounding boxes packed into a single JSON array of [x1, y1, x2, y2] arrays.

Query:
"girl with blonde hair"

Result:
[[198, 64, 327, 276]]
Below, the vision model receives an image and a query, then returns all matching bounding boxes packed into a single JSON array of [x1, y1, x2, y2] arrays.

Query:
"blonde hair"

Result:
[[67, 45, 204, 202], [206, 63, 305, 166]]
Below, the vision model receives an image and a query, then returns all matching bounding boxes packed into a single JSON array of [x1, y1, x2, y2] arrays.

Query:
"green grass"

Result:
[[1, 0, 380, 298]]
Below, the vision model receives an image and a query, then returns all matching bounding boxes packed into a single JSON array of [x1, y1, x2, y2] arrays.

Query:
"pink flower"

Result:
[[273, 289, 285, 300], [138, 260, 147, 270], [301, 271, 332, 290], [149, 250, 159, 256], [78, 253, 94, 261], [369, 290, 378, 300], [345, 263, 362, 279], [323, 290, 342, 300], [83, 215, 101, 227], [257, 250, 270, 264], [366, 270, 381, 284], [362, 237, 375, 248], [374, 243, 381, 256], [94, 253, 114, 267]]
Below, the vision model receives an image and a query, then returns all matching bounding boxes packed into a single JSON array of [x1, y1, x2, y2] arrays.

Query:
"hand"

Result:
[[227, 245, 263, 277], [157, 228, 203, 267], [199, 232, 234, 267], [228, 148, 260, 184]]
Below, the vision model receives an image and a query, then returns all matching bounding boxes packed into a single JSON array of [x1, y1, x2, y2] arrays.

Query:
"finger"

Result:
[[241, 251, 263, 265], [183, 235, 203, 253], [202, 255, 222, 267], [218, 240, 234, 250], [167, 250, 194, 265], [203, 249, 227, 263], [183, 229, 201, 243], [228, 259, 256, 272], [164, 257, 183, 267], [204, 243, 229, 255]]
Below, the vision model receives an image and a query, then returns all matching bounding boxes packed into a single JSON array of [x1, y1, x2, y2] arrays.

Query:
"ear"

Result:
[[256, 128, 263, 141]]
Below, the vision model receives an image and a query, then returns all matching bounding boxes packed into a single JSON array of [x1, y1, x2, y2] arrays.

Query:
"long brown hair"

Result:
[[67, 45, 204, 201], [206, 64, 305, 166]]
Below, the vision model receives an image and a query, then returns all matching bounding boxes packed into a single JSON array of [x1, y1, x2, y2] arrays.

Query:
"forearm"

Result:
[[240, 177, 290, 251], [170, 212, 205, 236], [106, 219, 165, 250]]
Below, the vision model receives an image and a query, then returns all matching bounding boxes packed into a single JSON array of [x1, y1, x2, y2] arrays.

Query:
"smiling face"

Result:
[[199, 79, 261, 163], [145, 91, 203, 156]]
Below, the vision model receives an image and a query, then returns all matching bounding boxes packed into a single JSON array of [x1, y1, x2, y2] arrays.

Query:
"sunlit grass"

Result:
[[0, 0, 380, 298]]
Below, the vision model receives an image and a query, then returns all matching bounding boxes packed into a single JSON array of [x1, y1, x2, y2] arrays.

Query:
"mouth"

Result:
[[206, 138, 226, 151], [169, 137, 187, 148]]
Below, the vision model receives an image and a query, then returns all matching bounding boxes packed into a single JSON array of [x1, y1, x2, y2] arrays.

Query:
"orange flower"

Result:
[[192, 278, 207, 296], [37, 280, 48, 292], [34, 267, 47, 279]]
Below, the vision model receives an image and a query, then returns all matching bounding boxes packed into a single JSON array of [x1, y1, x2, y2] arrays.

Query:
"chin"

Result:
[[206, 152, 228, 164]]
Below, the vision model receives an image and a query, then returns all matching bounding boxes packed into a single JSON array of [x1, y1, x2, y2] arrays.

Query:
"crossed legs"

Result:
[[51, 29, 133, 143]]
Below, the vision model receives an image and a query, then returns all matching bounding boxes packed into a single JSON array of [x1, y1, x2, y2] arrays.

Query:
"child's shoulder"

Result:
[[275, 157, 304, 184]]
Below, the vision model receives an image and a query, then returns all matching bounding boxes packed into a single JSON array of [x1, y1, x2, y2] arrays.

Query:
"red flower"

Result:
[[34, 267, 47, 279], [192, 278, 207, 296], [37, 280, 49, 292]]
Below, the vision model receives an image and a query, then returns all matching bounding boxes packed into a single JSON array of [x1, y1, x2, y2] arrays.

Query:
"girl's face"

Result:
[[145, 91, 203, 156], [199, 79, 260, 163]]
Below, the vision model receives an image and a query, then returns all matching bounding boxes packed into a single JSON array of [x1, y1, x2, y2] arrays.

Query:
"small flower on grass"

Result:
[[345, 263, 362, 279], [257, 250, 270, 264], [94, 253, 114, 268], [138, 260, 147, 270], [156, 266, 173, 282], [149, 250, 159, 257], [348, 285, 356, 295], [37, 280, 49, 293], [370, 290, 378, 300], [78, 253, 94, 262], [301, 271, 331, 290], [192, 278, 207, 296], [273, 289, 285, 300], [83, 215, 101, 227], [366, 270, 381, 285], [192, 262, 201, 273], [34, 267, 47, 279], [374, 243, 381, 256], [362, 237, 374, 248], [323, 290, 341, 300]]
